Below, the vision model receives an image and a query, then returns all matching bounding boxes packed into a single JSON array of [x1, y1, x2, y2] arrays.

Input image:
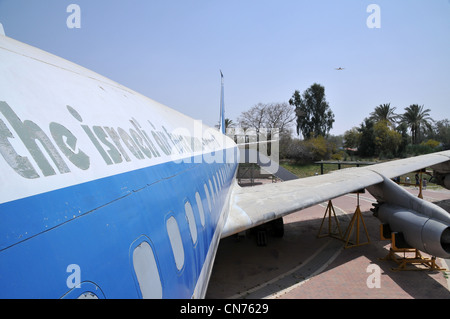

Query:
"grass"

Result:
[[279, 162, 321, 178], [279, 159, 443, 189], [279, 160, 375, 178]]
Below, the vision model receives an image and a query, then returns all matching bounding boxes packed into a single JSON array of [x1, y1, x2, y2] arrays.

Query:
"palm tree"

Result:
[[370, 103, 399, 127], [401, 104, 433, 144], [224, 118, 235, 129]]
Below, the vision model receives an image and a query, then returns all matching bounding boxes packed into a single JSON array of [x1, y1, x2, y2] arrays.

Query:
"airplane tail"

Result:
[[219, 70, 225, 135]]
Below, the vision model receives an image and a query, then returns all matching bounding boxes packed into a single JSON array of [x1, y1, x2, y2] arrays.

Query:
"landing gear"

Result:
[[257, 230, 267, 247], [271, 217, 285, 238], [251, 218, 285, 246]]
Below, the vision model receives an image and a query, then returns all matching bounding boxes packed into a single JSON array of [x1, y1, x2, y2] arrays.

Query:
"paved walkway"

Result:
[[206, 184, 450, 299]]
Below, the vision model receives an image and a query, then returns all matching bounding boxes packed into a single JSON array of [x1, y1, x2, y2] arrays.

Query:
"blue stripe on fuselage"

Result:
[[0, 151, 238, 298]]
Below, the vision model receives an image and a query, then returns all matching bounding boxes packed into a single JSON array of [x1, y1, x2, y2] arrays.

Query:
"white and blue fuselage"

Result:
[[0, 35, 238, 298]]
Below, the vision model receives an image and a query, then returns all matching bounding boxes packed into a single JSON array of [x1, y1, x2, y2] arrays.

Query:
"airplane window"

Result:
[[204, 184, 212, 212], [166, 216, 185, 271], [216, 173, 220, 188], [195, 192, 206, 227], [77, 292, 99, 299], [213, 175, 219, 195], [184, 201, 198, 244], [216, 171, 222, 187], [208, 180, 215, 204], [219, 169, 224, 186], [132, 241, 163, 299], [217, 172, 221, 188], [216, 172, 222, 189]]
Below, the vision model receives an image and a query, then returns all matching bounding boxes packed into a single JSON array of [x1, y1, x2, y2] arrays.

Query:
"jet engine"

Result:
[[374, 203, 450, 258], [367, 175, 450, 259], [432, 162, 450, 190]]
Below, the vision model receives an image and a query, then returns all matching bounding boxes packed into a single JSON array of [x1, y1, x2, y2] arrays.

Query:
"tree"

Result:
[[264, 102, 296, 133], [237, 103, 266, 132], [237, 102, 295, 158], [303, 135, 329, 161], [370, 103, 398, 128], [396, 122, 410, 156], [216, 118, 235, 131], [401, 104, 433, 144], [224, 118, 235, 129], [373, 120, 402, 158], [343, 127, 361, 149], [237, 102, 295, 133], [289, 83, 335, 139], [357, 118, 376, 157], [428, 119, 450, 150]]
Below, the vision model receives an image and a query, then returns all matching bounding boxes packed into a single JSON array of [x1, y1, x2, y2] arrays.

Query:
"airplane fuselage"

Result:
[[0, 35, 238, 298]]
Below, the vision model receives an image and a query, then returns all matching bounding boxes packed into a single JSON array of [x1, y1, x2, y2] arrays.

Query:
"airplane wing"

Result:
[[222, 151, 450, 240]]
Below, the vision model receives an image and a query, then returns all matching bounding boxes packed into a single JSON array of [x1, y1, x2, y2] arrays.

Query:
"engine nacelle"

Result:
[[433, 172, 450, 190], [367, 174, 450, 258], [432, 161, 450, 190], [376, 204, 450, 258]]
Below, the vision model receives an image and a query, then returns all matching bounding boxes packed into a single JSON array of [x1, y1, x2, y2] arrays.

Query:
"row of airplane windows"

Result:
[[129, 162, 235, 299], [74, 162, 236, 299]]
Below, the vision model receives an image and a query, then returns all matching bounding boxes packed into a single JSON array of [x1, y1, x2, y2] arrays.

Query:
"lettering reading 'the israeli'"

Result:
[[0, 101, 225, 179], [0, 101, 71, 178]]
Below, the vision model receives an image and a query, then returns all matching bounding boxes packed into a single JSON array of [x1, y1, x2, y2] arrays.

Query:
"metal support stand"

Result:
[[382, 248, 444, 271], [418, 170, 423, 199], [379, 225, 446, 271], [317, 200, 344, 240], [343, 192, 370, 248]]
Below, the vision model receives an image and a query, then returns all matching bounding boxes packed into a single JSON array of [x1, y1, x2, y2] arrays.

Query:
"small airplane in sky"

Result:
[[1, 33, 450, 299], [335, 67, 345, 70]]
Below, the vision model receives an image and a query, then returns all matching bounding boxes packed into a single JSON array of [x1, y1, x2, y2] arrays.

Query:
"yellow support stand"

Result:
[[317, 200, 344, 240], [416, 170, 424, 199], [383, 248, 444, 271], [343, 192, 370, 248], [379, 225, 446, 271]]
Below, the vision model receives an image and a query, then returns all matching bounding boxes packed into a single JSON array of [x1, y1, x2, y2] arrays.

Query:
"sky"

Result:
[[0, 0, 449, 136]]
